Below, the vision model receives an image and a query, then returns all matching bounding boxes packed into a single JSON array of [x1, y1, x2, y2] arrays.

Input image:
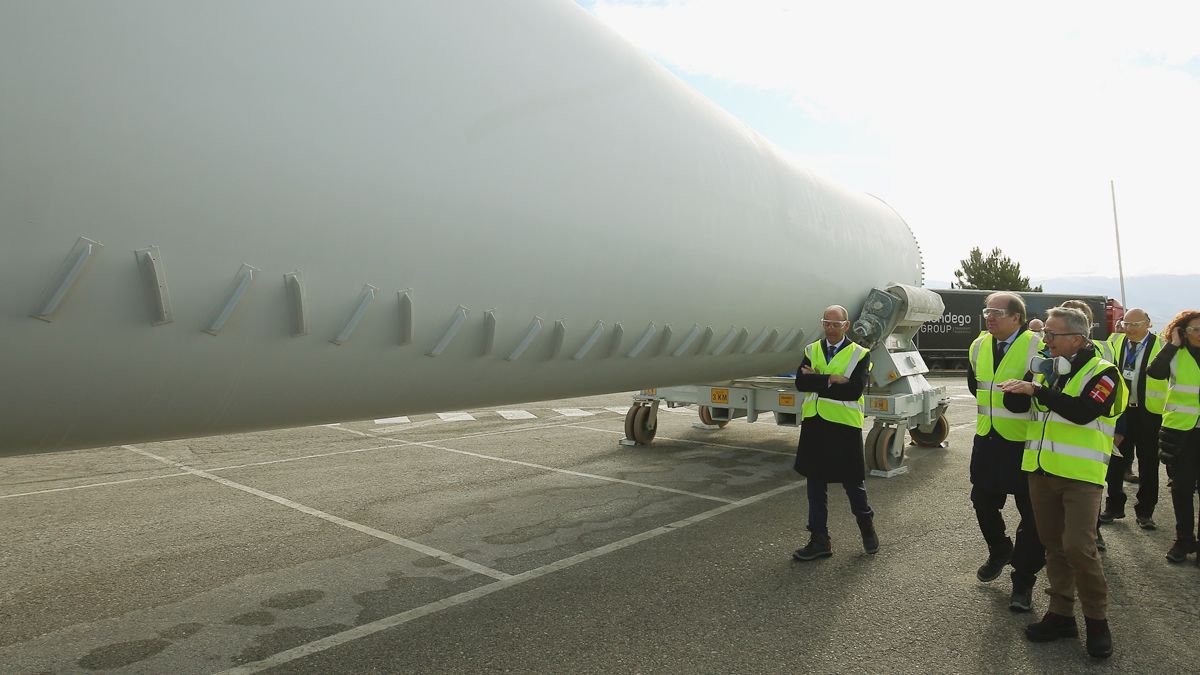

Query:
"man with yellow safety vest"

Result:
[[999, 306, 1126, 659], [1147, 310, 1200, 564], [966, 292, 1045, 613], [791, 305, 877, 561], [1099, 309, 1166, 529]]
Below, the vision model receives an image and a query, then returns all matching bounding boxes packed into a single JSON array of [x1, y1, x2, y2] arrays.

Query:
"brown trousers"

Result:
[[1027, 472, 1108, 619]]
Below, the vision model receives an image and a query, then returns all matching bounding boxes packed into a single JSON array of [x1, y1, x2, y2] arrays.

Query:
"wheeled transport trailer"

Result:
[[622, 284, 953, 475]]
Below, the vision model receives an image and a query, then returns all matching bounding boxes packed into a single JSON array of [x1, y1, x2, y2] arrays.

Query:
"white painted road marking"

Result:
[[496, 410, 537, 420], [605, 406, 630, 415], [121, 445, 512, 581], [407, 440, 735, 504], [552, 408, 594, 417], [216, 481, 803, 675], [437, 412, 477, 422], [569, 425, 795, 457], [374, 416, 410, 425]]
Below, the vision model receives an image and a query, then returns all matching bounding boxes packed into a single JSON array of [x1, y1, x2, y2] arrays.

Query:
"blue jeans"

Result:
[[807, 478, 873, 535]]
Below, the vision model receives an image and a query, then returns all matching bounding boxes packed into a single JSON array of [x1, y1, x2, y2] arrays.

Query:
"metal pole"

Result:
[[1110, 180, 1127, 308]]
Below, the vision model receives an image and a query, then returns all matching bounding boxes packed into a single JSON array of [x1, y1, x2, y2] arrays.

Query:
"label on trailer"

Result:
[[869, 398, 890, 412], [778, 393, 795, 407], [641, 388, 657, 396], [711, 388, 729, 404]]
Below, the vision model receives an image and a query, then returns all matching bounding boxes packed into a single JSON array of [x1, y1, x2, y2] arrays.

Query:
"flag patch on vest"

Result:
[[1090, 375, 1116, 404]]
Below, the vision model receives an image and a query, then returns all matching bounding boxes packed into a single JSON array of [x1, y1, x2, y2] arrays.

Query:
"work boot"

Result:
[[1085, 618, 1113, 658], [1124, 469, 1139, 484], [1025, 612, 1078, 642], [1165, 538, 1193, 563], [792, 532, 832, 561], [1009, 585, 1033, 613], [977, 542, 1013, 582], [856, 514, 879, 554], [1099, 504, 1125, 523], [1135, 515, 1156, 530]]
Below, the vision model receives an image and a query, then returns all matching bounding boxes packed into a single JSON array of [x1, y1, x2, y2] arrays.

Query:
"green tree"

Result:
[[952, 247, 1043, 292]]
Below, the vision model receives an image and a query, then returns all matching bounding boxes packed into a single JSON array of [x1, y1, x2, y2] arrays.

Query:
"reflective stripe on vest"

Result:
[[1022, 355, 1128, 486], [969, 330, 1041, 441], [1108, 332, 1167, 415], [1164, 347, 1200, 430], [801, 340, 867, 429]]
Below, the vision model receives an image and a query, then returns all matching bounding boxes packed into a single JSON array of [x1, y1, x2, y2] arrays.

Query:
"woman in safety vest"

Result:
[[1147, 310, 1200, 564]]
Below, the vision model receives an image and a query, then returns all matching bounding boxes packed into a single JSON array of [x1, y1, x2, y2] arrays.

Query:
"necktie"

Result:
[[1126, 341, 1141, 369]]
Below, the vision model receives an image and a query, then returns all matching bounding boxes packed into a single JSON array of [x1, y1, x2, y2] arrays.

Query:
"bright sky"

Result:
[[579, 0, 1200, 283]]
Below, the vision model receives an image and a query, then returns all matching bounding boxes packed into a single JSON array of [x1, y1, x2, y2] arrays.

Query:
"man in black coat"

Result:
[[792, 305, 877, 561], [966, 292, 1046, 613]]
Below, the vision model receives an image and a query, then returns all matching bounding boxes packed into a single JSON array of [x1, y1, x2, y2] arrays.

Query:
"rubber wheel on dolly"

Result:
[[698, 405, 729, 428], [873, 426, 905, 472], [864, 426, 882, 471], [624, 405, 640, 441], [910, 414, 950, 447], [632, 406, 657, 444]]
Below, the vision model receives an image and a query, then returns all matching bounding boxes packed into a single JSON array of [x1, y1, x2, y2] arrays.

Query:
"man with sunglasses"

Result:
[[791, 305, 877, 561], [966, 292, 1046, 613], [1100, 309, 1166, 529], [999, 307, 1126, 659]]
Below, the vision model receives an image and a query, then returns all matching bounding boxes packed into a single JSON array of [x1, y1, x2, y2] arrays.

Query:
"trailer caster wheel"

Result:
[[632, 405, 657, 445], [624, 405, 640, 442], [873, 427, 905, 472], [698, 406, 729, 429], [910, 414, 950, 447], [864, 426, 882, 471]]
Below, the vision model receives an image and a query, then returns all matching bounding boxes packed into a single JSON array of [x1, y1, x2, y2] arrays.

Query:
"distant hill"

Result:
[[925, 274, 1198, 326]]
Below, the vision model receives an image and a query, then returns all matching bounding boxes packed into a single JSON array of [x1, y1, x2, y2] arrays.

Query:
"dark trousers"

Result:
[[1106, 407, 1162, 518], [972, 483, 1045, 588], [1169, 429, 1200, 543], [807, 478, 872, 535]]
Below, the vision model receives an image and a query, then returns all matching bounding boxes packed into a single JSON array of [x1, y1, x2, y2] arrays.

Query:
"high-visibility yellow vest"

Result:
[[1022, 354, 1128, 486], [969, 330, 1042, 441], [1163, 346, 1200, 431], [1094, 338, 1112, 361], [802, 340, 869, 429], [1107, 332, 1167, 415]]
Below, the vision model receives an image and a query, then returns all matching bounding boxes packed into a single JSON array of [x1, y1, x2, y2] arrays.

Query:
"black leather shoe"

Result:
[[857, 515, 879, 555], [1009, 586, 1033, 613], [1085, 618, 1113, 658], [1025, 612, 1078, 642], [1124, 470, 1139, 484], [1136, 516, 1156, 530], [793, 533, 832, 561], [1096, 531, 1106, 552], [977, 549, 1012, 582], [1099, 507, 1125, 523], [1166, 539, 1193, 563]]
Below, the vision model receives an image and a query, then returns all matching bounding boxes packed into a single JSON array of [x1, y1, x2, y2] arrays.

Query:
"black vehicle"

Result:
[[917, 289, 1113, 371]]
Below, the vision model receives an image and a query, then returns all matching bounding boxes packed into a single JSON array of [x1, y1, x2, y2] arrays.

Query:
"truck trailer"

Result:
[[916, 288, 1123, 371]]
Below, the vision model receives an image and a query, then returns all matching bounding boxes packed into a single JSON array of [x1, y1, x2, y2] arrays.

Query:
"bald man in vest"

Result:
[[1100, 308, 1165, 529], [791, 305, 877, 561]]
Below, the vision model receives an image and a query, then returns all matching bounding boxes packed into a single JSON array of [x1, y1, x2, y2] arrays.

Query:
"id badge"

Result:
[[1122, 368, 1136, 381]]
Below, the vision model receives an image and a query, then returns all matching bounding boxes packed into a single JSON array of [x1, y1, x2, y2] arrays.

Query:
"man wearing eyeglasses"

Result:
[[999, 306, 1127, 659], [791, 305, 877, 561], [966, 292, 1046, 613], [1100, 309, 1166, 530]]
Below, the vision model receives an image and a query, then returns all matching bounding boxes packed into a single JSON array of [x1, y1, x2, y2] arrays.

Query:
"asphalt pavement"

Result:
[[1, 377, 1197, 674]]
